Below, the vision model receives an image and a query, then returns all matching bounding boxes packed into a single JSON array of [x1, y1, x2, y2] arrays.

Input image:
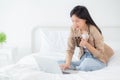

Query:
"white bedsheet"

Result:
[[0, 54, 85, 80], [0, 49, 120, 80]]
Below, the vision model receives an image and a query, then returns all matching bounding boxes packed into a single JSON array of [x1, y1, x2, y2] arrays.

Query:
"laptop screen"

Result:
[[34, 56, 62, 74]]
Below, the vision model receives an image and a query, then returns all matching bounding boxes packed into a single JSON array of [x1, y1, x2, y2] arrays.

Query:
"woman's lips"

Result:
[[76, 26, 79, 28], [75, 26, 79, 29]]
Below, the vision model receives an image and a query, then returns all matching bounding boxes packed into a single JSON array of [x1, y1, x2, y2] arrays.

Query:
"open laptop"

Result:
[[34, 56, 62, 74], [34, 56, 78, 74]]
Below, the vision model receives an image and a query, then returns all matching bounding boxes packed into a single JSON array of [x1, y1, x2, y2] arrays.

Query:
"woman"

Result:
[[60, 5, 114, 71]]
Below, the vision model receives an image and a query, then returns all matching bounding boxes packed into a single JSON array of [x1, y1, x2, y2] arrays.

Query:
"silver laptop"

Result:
[[34, 56, 62, 74]]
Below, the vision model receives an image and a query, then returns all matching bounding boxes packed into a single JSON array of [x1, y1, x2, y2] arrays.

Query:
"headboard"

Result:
[[32, 26, 120, 53]]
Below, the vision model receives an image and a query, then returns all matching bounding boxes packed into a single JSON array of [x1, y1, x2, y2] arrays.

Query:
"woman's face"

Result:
[[71, 14, 86, 30]]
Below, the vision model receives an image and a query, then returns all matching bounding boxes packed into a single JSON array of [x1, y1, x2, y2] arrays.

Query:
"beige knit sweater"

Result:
[[66, 25, 114, 63]]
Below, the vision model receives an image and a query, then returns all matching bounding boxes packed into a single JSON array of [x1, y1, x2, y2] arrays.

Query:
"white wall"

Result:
[[0, 0, 120, 62]]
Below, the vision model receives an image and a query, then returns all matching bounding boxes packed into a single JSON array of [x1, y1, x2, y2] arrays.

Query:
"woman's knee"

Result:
[[76, 62, 93, 71], [76, 58, 106, 71]]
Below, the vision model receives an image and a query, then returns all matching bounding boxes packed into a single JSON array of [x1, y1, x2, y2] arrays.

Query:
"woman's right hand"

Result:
[[60, 64, 70, 70]]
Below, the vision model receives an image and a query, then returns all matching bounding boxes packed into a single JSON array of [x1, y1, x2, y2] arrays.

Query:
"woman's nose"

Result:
[[73, 24, 79, 28]]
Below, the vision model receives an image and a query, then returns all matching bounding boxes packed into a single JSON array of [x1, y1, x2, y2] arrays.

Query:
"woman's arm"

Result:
[[60, 27, 75, 70], [80, 26, 104, 60]]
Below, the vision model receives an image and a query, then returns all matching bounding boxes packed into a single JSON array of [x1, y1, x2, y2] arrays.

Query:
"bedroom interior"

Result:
[[0, 0, 120, 80]]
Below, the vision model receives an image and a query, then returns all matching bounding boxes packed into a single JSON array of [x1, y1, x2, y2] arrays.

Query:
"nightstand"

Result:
[[0, 47, 17, 68]]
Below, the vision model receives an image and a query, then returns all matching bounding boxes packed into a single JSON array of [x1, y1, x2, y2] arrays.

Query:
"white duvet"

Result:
[[0, 49, 120, 80], [0, 53, 85, 80]]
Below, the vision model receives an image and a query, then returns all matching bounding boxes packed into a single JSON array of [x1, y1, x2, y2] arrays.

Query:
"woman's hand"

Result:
[[60, 64, 70, 70], [79, 39, 88, 47]]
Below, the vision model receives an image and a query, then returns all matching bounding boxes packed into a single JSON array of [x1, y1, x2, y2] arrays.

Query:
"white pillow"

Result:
[[39, 29, 69, 56], [17, 54, 40, 70], [38, 29, 82, 61]]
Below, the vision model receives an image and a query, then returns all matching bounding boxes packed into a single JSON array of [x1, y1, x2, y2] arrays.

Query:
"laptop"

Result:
[[34, 56, 78, 74], [34, 56, 62, 74], [62, 69, 78, 74]]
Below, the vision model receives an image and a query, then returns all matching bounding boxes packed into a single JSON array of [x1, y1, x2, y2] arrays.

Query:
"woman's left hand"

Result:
[[79, 39, 88, 47]]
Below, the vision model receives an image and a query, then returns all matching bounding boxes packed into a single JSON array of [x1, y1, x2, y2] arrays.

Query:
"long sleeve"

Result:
[[86, 25, 114, 63], [90, 26, 105, 59], [66, 27, 76, 55], [65, 27, 76, 65]]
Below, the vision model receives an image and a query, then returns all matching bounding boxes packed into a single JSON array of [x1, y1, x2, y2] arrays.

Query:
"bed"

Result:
[[0, 26, 120, 80]]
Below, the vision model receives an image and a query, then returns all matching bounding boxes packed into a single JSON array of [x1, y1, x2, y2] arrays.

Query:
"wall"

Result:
[[0, 0, 120, 62]]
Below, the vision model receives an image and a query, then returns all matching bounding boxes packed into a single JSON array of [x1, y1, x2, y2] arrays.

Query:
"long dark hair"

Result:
[[70, 5, 102, 34]]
